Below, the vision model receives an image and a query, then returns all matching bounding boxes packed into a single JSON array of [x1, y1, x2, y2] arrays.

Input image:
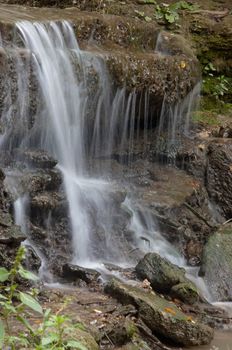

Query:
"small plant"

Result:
[[154, 1, 199, 24], [134, 9, 152, 22], [212, 75, 229, 99], [0, 247, 88, 349], [135, 1, 199, 25], [203, 62, 217, 76], [203, 62, 229, 100]]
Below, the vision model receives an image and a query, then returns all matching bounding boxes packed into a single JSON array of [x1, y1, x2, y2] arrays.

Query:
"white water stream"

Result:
[[1, 20, 185, 267], [1, 21, 231, 324]]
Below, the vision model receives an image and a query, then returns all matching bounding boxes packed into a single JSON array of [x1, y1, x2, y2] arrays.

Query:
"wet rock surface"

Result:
[[0, 168, 26, 268], [206, 140, 232, 219], [62, 263, 101, 284], [199, 224, 232, 302], [136, 252, 199, 304], [105, 278, 214, 346], [0, 1, 231, 348]]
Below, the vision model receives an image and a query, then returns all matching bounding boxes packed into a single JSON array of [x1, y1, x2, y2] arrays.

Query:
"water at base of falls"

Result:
[[0, 20, 201, 281]]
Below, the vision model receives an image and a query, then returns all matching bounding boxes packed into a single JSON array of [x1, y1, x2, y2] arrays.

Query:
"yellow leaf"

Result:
[[180, 61, 186, 69], [164, 307, 176, 315]]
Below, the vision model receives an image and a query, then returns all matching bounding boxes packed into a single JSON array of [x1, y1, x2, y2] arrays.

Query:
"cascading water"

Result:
[[0, 20, 200, 277]]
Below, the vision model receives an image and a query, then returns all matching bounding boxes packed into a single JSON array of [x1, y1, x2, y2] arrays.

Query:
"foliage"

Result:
[[203, 62, 229, 100], [0, 247, 88, 349], [154, 1, 199, 24], [134, 9, 152, 22], [135, 1, 199, 25]]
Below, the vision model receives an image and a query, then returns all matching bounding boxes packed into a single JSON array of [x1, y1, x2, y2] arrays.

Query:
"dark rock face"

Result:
[[206, 140, 232, 219], [15, 149, 58, 169], [105, 278, 213, 346], [135, 253, 199, 304], [62, 263, 100, 284], [19, 170, 62, 195], [0, 169, 26, 269], [23, 245, 41, 272], [136, 252, 186, 293], [199, 225, 232, 302]]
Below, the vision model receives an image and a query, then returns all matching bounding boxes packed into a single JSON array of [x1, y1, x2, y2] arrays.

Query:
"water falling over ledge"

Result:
[[0, 20, 201, 277]]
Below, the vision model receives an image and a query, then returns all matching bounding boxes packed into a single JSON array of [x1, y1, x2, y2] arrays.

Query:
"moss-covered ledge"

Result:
[[0, 3, 201, 105]]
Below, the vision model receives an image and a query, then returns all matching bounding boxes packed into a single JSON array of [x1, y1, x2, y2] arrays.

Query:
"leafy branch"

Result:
[[0, 247, 88, 349]]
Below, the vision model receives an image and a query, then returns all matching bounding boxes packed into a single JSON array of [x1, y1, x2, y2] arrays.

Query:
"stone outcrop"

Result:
[[105, 278, 213, 346], [135, 252, 199, 304], [0, 3, 200, 114], [62, 263, 100, 284], [199, 224, 232, 302], [206, 140, 232, 219], [0, 168, 26, 269]]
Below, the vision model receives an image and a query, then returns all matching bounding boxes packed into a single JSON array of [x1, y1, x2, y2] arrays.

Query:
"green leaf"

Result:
[[134, 10, 145, 17], [7, 335, 29, 347], [16, 314, 35, 335], [165, 12, 179, 23], [3, 303, 17, 313], [0, 320, 5, 347], [0, 267, 10, 282], [66, 340, 88, 350], [41, 334, 59, 346], [144, 16, 152, 22], [18, 267, 39, 281], [19, 292, 43, 314], [44, 308, 52, 319]]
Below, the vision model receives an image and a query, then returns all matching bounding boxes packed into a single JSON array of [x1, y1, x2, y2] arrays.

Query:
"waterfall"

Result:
[[14, 195, 28, 234], [0, 20, 197, 271]]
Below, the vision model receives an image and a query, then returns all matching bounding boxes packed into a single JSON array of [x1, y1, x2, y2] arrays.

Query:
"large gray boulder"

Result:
[[206, 140, 232, 219], [199, 225, 232, 301], [105, 278, 213, 346], [135, 252, 199, 304]]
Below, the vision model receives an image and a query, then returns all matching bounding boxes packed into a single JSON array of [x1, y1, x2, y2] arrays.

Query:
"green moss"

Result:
[[171, 282, 199, 305], [192, 111, 218, 126], [192, 94, 232, 126], [125, 320, 138, 339]]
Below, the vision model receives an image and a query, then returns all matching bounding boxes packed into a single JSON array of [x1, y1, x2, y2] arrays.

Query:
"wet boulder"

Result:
[[199, 225, 232, 302], [170, 282, 199, 305], [206, 140, 232, 219], [62, 263, 100, 284], [105, 278, 213, 346], [70, 328, 99, 350], [135, 253, 199, 304], [0, 224, 26, 245]]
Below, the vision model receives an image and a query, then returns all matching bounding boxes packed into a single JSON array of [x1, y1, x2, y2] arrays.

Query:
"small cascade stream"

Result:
[[0, 19, 231, 323], [1, 20, 187, 266]]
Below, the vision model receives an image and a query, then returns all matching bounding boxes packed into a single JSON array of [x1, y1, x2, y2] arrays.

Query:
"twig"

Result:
[[103, 332, 114, 346], [128, 247, 140, 254], [135, 321, 172, 350], [222, 218, 232, 225], [183, 202, 214, 228]]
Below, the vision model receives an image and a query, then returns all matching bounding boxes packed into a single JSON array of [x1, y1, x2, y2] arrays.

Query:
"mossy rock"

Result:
[[136, 252, 186, 292], [199, 225, 232, 302], [105, 319, 138, 346], [105, 278, 213, 346], [135, 252, 198, 304], [171, 282, 199, 305], [66, 327, 99, 350]]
